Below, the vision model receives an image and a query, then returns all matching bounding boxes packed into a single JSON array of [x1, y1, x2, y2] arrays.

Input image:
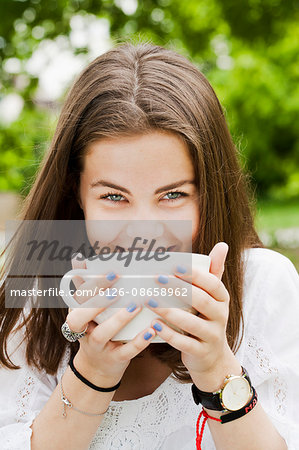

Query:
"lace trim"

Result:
[[55, 350, 199, 449], [0, 413, 36, 450], [246, 335, 287, 417], [88, 375, 198, 449], [13, 343, 69, 423]]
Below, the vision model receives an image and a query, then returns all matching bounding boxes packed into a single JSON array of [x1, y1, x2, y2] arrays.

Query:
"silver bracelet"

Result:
[[60, 374, 109, 418]]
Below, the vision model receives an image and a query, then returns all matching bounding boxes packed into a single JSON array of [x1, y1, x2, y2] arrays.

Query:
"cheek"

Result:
[[83, 204, 125, 247], [81, 198, 100, 220], [173, 202, 199, 246], [80, 198, 105, 234]]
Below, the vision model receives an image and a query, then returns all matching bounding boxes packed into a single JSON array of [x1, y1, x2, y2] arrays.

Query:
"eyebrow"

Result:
[[90, 179, 195, 195]]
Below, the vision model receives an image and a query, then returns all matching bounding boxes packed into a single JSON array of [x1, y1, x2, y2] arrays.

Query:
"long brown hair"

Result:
[[0, 40, 264, 381]]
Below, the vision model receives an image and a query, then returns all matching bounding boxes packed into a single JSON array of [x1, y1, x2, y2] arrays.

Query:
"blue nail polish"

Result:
[[148, 298, 158, 308], [144, 331, 153, 340], [176, 265, 187, 274], [106, 291, 117, 299], [158, 274, 168, 284], [153, 322, 162, 332], [126, 302, 137, 312], [106, 271, 116, 281]]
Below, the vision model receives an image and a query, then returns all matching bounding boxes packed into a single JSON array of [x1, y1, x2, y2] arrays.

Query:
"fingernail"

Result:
[[72, 252, 83, 261], [106, 271, 116, 281], [153, 322, 162, 332], [158, 274, 168, 284], [176, 265, 186, 274], [144, 331, 153, 340], [148, 298, 158, 308], [126, 302, 137, 312], [106, 291, 117, 300]]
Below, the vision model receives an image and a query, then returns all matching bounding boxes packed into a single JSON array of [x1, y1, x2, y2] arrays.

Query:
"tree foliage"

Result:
[[1, 0, 299, 198]]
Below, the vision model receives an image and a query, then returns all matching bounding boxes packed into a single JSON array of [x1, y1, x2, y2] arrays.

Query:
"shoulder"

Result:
[[242, 247, 298, 285], [242, 246, 296, 266], [241, 247, 299, 316]]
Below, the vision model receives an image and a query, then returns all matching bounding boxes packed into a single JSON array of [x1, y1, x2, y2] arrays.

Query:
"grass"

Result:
[[255, 197, 299, 232], [255, 197, 299, 271]]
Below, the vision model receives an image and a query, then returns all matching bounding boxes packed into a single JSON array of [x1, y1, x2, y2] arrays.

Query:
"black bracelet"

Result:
[[69, 354, 122, 392], [220, 386, 258, 424]]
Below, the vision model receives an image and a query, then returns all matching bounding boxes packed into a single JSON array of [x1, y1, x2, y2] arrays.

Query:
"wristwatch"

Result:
[[191, 366, 253, 412]]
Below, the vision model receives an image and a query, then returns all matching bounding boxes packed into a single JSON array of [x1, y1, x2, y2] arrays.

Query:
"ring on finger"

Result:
[[61, 320, 88, 342]]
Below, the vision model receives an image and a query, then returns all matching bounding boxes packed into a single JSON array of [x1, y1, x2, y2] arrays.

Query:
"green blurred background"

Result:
[[0, 0, 298, 269]]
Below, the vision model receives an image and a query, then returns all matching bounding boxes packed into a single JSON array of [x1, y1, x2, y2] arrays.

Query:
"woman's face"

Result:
[[79, 130, 199, 252]]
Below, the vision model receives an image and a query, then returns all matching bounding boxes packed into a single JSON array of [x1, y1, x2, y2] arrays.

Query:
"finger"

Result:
[[72, 272, 120, 304], [149, 273, 222, 320], [71, 253, 87, 289], [90, 304, 144, 344], [147, 317, 201, 355], [65, 318, 98, 335], [67, 319, 99, 338], [113, 326, 157, 361], [209, 242, 229, 279], [83, 320, 97, 335], [144, 303, 210, 340], [188, 285, 228, 320], [174, 267, 229, 302], [66, 295, 120, 332]]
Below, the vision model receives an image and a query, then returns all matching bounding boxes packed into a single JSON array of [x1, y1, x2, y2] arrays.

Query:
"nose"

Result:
[[126, 221, 164, 240]]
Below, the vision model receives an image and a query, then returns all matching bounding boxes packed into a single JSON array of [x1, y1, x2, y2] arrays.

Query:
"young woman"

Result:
[[0, 41, 298, 450]]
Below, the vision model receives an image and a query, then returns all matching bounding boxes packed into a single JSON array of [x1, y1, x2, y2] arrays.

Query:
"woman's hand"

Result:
[[144, 242, 242, 391], [65, 254, 157, 386]]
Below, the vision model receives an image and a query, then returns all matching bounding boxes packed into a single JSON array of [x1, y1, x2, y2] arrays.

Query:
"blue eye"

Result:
[[99, 190, 188, 203], [163, 191, 188, 201], [99, 192, 125, 202]]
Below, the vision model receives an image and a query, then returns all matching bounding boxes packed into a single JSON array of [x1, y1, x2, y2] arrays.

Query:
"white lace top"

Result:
[[0, 248, 299, 449]]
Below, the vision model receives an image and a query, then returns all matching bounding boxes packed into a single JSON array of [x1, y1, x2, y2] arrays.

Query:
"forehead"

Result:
[[83, 130, 193, 171]]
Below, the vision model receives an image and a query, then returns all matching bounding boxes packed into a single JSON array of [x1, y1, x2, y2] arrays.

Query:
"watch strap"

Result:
[[191, 382, 223, 410], [191, 366, 252, 411], [241, 366, 252, 386]]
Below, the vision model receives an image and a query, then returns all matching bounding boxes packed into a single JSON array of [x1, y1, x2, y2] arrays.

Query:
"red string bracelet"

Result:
[[196, 407, 221, 449], [195, 387, 258, 448]]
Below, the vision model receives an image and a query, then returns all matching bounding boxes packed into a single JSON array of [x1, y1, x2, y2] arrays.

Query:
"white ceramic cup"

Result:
[[60, 251, 211, 342]]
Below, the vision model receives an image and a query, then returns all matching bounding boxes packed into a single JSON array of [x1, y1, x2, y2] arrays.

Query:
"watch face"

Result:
[[221, 377, 252, 411]]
